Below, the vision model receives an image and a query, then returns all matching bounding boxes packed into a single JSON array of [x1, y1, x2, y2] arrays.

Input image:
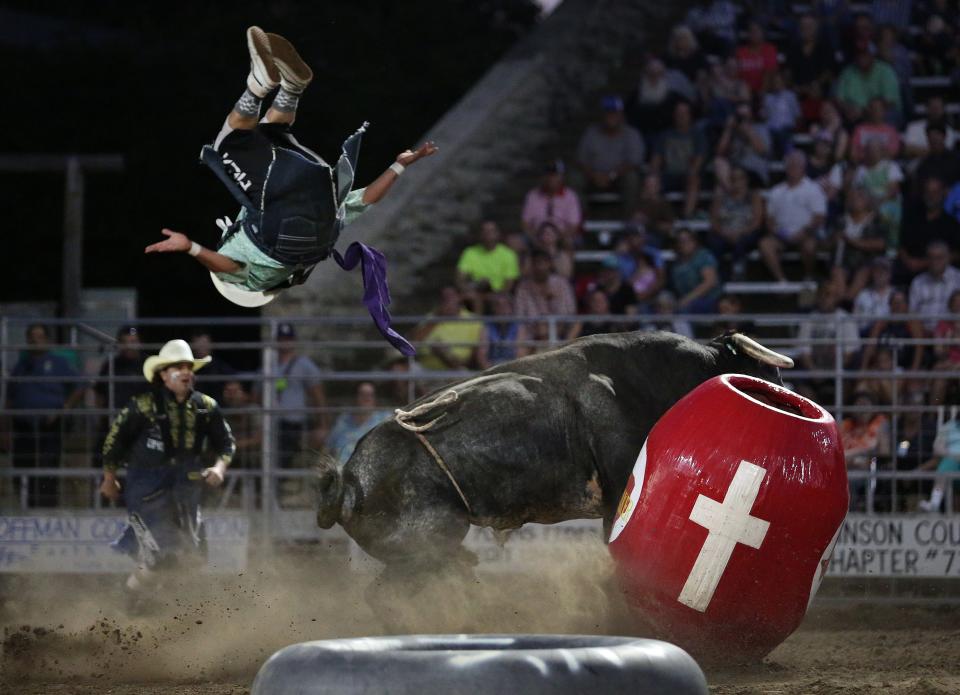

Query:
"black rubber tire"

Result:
[[251, 634, 708, 694]]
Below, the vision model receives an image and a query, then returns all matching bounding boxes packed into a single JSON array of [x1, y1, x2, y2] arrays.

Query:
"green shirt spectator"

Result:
[[457, 244, 520, 291], [835, 51, 901, 122]]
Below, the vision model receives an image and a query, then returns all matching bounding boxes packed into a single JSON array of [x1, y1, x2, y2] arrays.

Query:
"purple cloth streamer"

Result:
[[333, 241, 415, 356]]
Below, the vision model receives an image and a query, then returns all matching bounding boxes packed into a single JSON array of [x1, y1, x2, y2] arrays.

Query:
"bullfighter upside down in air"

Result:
[[146, 26, 437, 354]]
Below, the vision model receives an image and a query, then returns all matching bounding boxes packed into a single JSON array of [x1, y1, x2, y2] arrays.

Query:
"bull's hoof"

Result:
[[251, 634, 707, 694]]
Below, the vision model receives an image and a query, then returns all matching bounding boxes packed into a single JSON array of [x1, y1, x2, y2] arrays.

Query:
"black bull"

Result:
[[317, 330, 792, 571]]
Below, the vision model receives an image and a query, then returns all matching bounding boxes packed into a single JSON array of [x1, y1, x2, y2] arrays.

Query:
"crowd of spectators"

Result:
[[4, 1, 960, 512]]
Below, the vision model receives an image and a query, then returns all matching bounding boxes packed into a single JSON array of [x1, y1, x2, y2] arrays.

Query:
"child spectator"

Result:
[[762, 71, 801, 158], [533, 222, 574, 281], [850, 97, 901, 163], [853, 257, 895, 332], [852, 140, 904, 246]]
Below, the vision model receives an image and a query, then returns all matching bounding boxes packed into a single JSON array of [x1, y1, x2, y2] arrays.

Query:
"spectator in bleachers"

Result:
[[627, 57, 695, 135], [912, 124, 960, 197], [274, 322, 328, 468], [797, 282, 861, 399], [844, 13, 877, 60], [808, 136, 844, 218], [569, 290, 623, 339], [684, 0, 739, 56], [896, 387, 937, 475], [784, 13, 838, 112], [841, 390, 890, 510], [8, 324, 84, 507], [716, 101, 772, 189], [650, 101, 707, 218], [455, 220, 520, 313], [712, 293, 757, 335], [666, 25, 710, 85], [909, 240, 960, 329], [515, 250, 578, 342], [574, 95, 645, 217], [383, 354, 423, 405], [521, 160, 583, 245], [533, 222, 574, 281], [898, 177, 960, 275], [861, 289, 926, 374], [504, 230, 532, 280], [852, 139, 904, 245], [762, 70, 802, 158], [903, 96, 958, 160], [918, 410, 960, 512], [671, 228, 722, 313], [615, 226, 666, 312], [325, 382, 392, 465], [930, 289, 960, 406], [221, 379, 261, 470], [876, 24, 913, 115], [708, 165, 765, 280], [851, 97, 902, 163], [735, 19, 779, 94], [477, 293, 532, 369], [415, 286, 484, 370], [809, 100, 850, 163], [835, 48, 902, 125], [913, 12, 958, 77], [189, 329, 236, 405], [761, 150, 827, 281], [853, 256, 895, 331], [701, 56, 751, 134], [585, 255, 639, 315], [634, 173, 676, 242], [948, 181, 960, 226], [855, 346, 901, 405], [95, 325, 145, 410], [643, 290, 694, 338], [830, 185, 888, 301]]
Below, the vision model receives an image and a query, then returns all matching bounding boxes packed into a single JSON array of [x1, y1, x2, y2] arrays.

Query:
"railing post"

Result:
[[547, 316, 558, 348], [890, 347, 900, 513], [260, 320, 277, 543], [0, 316, 7, 408], [833, 312, 843, 423]]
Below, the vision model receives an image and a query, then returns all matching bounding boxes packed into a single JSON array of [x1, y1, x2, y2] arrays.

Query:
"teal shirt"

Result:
[[215, 188, 370, 292], [671, 248, 721, 302], [835, 62, 901, 112]]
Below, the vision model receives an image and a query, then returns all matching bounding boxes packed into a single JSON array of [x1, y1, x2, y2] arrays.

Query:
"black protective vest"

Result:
[[199, 123, 367, 288]]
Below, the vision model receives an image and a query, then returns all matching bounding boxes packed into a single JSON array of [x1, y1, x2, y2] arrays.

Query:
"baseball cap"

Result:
[[276, 322, 296, 339], [601, 95, 624, 112]]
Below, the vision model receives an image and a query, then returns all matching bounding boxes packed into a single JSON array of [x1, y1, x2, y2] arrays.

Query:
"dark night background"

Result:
[[0, 1, 541, 322]]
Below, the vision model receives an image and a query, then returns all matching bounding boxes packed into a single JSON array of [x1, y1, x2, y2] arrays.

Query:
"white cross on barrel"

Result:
[[678, 460, 770, 613]]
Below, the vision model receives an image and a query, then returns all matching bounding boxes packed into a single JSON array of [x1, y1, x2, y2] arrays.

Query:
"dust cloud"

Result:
[[0, 539, 639, 688]]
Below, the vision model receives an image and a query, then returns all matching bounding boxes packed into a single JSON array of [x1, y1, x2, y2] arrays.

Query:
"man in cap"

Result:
[[100, 339, 236, 596], [144, 27, 436, 355]]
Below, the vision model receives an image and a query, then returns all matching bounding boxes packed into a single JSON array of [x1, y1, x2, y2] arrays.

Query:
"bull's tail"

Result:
[[316, 454, 346, 529]]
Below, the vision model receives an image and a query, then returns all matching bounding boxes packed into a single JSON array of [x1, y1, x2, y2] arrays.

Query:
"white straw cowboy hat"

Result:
[[142, 339, 212, 381], [209, 272, 279, 308]]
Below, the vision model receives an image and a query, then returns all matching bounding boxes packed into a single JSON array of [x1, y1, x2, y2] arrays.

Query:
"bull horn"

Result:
[[731, 333, 794, 368]]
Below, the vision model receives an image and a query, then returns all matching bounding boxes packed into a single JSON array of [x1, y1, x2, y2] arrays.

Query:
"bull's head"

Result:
[[711, 332, 794, 386]]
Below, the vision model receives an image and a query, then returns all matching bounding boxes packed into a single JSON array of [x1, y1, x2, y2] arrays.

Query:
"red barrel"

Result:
[[608, 374, 847, 661]]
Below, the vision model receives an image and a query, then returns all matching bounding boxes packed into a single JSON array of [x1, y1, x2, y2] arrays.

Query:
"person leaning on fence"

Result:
[[99, 339, 235, 597]]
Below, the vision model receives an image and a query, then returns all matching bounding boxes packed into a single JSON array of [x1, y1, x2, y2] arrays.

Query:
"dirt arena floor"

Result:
[[2, 544, 958, 694]]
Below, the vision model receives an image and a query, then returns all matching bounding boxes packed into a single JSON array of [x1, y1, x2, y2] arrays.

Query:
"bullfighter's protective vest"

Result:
[[199, 123, 367, 290]]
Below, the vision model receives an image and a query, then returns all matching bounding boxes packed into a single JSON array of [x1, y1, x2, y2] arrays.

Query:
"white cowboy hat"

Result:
[[142, 339, 212, 382], [209, 272, 279, 308]]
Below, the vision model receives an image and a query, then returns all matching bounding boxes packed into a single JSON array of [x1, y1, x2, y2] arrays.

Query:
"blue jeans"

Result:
[[112, 463, 206, 569]]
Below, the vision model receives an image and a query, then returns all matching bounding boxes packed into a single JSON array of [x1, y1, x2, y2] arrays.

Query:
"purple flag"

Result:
[[333, 241, 415, 356]]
